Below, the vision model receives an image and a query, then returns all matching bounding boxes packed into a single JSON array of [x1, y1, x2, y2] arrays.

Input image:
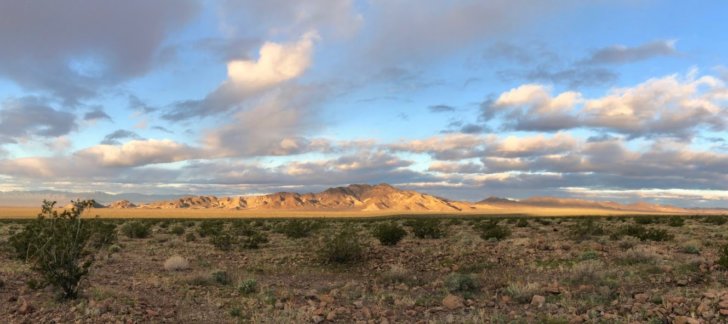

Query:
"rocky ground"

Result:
[[2, 216, 728, 323]]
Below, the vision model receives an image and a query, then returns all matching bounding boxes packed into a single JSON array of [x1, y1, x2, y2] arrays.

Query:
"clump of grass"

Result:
[[611, 224, 672, 241], [210, 233, 235, 251], [237, 278, 258, 294], [408, 218, 446, 239], [319, 226, 364, 264], [718, 244, 728, 269], [185, 232, 196, 242], [120, 221, 151, 239], [474, 220, 511, 241], [197, 220, 225, 238], [163, 255, 190, 271], [504, 281, 540, 304], [579, 250, 600, 261], [567, 260, 606, 285], [633, 217, 659, 225], [380, 264, 410, 284], [680, 243, 701, 255], [372, 222, 407, 246], [516, 218, 529, 228], [617, 247, 659, 265]]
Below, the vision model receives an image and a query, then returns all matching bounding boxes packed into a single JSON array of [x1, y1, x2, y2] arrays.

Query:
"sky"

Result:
[[0, 0, 727, 207]]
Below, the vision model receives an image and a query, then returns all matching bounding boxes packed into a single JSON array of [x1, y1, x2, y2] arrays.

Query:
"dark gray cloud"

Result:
[[100, 129, 141, 145], [428, 104, 456, 113], [0, 1, 199, 103], [83, 108, 112, 122], [0, 97, 77, 143], [128, 95, 157, 114], [583, 40, 677, 65], [152, 126, 174, 134]]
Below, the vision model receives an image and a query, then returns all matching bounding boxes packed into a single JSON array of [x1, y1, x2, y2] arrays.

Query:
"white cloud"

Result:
[[227, 31, 319, 91], [77, 139, 197, 167]]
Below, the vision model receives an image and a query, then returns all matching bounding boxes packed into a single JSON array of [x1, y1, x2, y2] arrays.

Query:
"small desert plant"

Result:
[[8, 200, 98, 299], [237, 278, 258, 294], [164, 255, 190, 271], [569, 219, 605, 241], [667, 217, 685, 227], [240, 232, 269, 249], [703, 216, 728, 225], [120, 221, 151, 239], [185, 232, 196, 242], [568, 260, 606, 285], [380, 264, 410, 284], [634, 217, 659, 225], [612, 224, 672, 241], [372, 222, 407, 246], [169, 225, 186, 236], [445, 273, 479, 295], [504, 281, 540, 304], [516, 218, 529, 227], [680, 243, 701, 255], [210, 233, 235, 251], [277, 220, 318, 239], [409, 218, 446, 239], [320, 226, 364, 264], [475, 220, 511, 241], [197, 220, 225, 237], [212, 270, 232, 285], [718, 244, 728, 269]]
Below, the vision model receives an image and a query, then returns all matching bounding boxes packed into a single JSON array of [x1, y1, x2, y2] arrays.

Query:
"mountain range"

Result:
[[3, 183, 724, 214]]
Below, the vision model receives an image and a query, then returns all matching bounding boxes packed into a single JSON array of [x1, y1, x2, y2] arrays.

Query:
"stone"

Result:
[[720, 309, 728, 316], [326, 310, 337, 321], [319, 294, 334, 304], [634, 293, 649, 303], [17, 299, 34, 315], [530, 295, 546, 308], [674, 316, 699, 324], [442, 294, 463, 310], [312, 315, 324, 323]]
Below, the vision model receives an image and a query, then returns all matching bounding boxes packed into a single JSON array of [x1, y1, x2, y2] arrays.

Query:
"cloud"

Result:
[[583, 40, 678, 65], [0, 97, 77, 144], [428, 104, 456, 113], [481, 72, 728, 139], [203, 84, 330, 157], [83, 108, 112, 122], [0, 1, 199, 103], [100, 129, 142, 145], [163, 32, 319, 121], [482, 84, 582, 131], [498, 66, 617, 88], [76, 139, 198, 168]]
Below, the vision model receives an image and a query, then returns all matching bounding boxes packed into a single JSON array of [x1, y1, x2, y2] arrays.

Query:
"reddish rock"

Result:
[[442, 294, 463, 310], [530, 295, 546, 308]]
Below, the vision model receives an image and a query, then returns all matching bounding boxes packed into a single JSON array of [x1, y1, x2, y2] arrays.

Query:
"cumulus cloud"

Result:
[[482, 72, 728, 139], [0, 1, 199, 103], [164, 32, 319, 121], [583, 40, 678, 65], [0, 97, 77, 144], [76, 139, 198, 168]]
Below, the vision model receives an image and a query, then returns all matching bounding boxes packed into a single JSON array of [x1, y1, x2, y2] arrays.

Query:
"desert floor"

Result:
[[2, 215, 728, 323]]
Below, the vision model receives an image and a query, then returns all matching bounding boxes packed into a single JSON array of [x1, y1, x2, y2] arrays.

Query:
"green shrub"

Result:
[[198, 220, 225, 237], [667, 217, 685, 227], [185, 232, 196, 242], [237, 279, 258, 294], [372, 223, 407, 246], [170, 225, 186, 235], [703, 216, 728, 225], [612, 225, 672, 241], [212, 270, 232, 285], [240, 232, 269, 249], [210, 233, 235, 251], [320, 226, 364, 264], [277, 220, 318, 239], [718, 245, 728, 269], [445, 273, 479, 294], [409, 219, 446, 239], [516, 218, 529, 227], [634, 217, 659, 225], [120, 221, 151, 239], [8, 200, 98, 299], [475, 220, 511, 241], [569, 219, 605, 241], [88, 220, 117, 248]]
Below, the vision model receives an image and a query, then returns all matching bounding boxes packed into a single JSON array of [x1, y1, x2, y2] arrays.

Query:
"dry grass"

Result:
[[163, 255, 190, 271]]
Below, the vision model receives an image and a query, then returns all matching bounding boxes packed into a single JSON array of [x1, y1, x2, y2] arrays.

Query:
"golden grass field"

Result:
[[0, 206, 680, 219]]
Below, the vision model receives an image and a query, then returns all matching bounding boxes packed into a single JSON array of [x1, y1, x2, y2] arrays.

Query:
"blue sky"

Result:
[[0, 0, 727, 206]]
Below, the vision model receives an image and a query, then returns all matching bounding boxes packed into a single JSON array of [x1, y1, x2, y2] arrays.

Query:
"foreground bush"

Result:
[[718, 245, 728, 269], [612, 224, 672, 241], [372, 223, 407, 246], [320, 226, 364, 264], [568, 218, 605, 241], [408, 218, 446, 239], [667, 217, 685, 227], [8, 200, 98, 299], [120, 221, 151, 239], [703, 216, 728, 225]]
